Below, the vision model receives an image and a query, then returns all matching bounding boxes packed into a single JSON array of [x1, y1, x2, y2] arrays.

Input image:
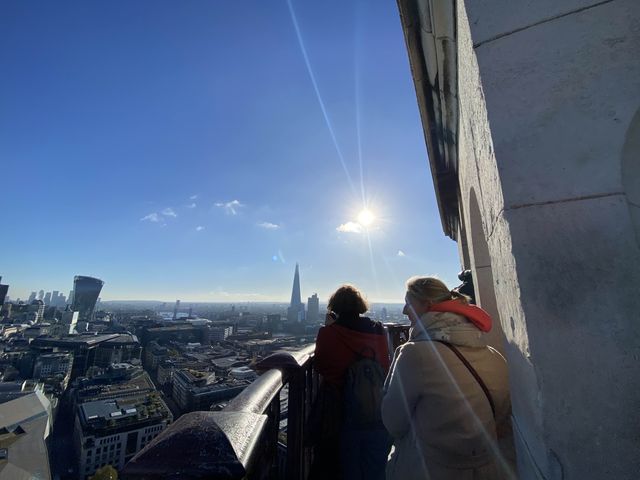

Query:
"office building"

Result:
[[140, 323, 203, 347], [172, 300, 180, 320], [74, 391, 171, 478], [306, 294, 319, 324], [9, 300, 45, 324], [208, 325, 233, 343], [30, 334, 141, 379], [51, 291, 60, 307], [172, 369, 248, 414], [0, 278, 8, 307], [143, 342, 168, 373], [33, 352, 74, 380], [59, 310, 80, 335], [0, 285, 8, 307], [72, 276, 104, 322], [266, 314, 281, 333]]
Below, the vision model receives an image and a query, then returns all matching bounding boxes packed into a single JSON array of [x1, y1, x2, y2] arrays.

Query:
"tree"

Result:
[[89, 465, 118, 480]]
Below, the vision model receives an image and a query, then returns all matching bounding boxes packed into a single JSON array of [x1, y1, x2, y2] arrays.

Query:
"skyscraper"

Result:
[[44, 292, 51, 305], [287, 263, 305, 323], [0, 284, 8, 307], [71, 276, 104, 322], [37, 290, 44, 301], [307, 293, 319, 324], [68, 290, 74, 305], [28, 291, 37, 303], [173, 300, 181, 320]]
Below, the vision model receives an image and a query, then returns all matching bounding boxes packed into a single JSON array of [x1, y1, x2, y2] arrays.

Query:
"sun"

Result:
[[357, 209, 375, 227]]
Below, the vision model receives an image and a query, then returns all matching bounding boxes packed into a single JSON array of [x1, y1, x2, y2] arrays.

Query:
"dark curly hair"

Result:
[[327, 284, 369, 316]]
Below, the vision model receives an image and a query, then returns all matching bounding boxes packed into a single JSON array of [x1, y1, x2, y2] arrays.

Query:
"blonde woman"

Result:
[[382, 276, 514, 480]]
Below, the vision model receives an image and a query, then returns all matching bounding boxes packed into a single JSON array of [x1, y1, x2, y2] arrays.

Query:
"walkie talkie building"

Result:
[[71, 276, 104, 322]]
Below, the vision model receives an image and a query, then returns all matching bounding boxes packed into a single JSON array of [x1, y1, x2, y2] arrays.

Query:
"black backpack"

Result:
[[343, 347, 385, 429]]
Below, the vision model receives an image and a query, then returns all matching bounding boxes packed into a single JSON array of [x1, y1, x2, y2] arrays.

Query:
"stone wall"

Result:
[[456, 0, 640, 478]]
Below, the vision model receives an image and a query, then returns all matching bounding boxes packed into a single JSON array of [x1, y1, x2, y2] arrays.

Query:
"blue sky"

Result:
[[1, 0, 460, 303]]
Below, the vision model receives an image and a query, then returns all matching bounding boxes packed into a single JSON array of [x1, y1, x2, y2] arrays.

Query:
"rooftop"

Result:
[[79, 392, 171, 434], [0, 391, 51, 480]]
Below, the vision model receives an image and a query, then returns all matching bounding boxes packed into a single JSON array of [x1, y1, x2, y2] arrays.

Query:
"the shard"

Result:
[[287, 263, 305, 323]]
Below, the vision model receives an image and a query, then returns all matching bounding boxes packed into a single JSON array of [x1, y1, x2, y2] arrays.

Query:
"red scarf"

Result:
[[427, 300, 492, 332]]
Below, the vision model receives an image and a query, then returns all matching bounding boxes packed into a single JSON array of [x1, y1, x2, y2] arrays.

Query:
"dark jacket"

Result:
[[310, 314, 391, 480], [315, 314, 390, 388]]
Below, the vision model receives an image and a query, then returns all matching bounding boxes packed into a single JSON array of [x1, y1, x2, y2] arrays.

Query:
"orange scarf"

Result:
[[428, 300, 492, 332]]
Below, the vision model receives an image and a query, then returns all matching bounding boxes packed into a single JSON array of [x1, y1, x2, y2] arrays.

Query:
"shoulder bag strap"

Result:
[[432, 340, 496, 419]]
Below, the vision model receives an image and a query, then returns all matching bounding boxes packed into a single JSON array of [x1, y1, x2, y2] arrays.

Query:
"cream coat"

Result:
[[382, 312, 514, 480]]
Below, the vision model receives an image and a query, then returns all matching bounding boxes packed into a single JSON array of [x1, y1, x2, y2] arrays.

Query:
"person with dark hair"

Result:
[[309, 284, 391, 480], [455, 269, 476, 304]]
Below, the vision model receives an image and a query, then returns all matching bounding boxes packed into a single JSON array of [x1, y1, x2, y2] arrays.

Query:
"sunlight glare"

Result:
[[358, 209, 375, 227]]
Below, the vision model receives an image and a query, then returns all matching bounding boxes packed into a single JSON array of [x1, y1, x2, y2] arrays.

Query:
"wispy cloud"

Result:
[[210, 290, 269, 300], [257, 222, 280, 230], [161, 207, 177, 217], [196, 226, 205, 232], [336, 222, 363, 234], [190, 194, 198, 200], [140, 213, 162, 223], [186, 203, 197, 209], [215, 200, 244, 215], [397, 250, 406, 257]]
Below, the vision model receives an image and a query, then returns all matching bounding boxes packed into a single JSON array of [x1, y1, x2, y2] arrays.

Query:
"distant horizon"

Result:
[[98, 298, 405, 306], [3, 264, 461, 305]]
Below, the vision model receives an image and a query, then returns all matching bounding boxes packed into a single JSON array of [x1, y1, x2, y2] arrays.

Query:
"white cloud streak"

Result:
[[215, 200, 244, 215], [140, 213, 162, 223], [196, 226, 205, 231], [187, 203, 197, 209], [336, 222, 363, 234], [397, 250, 406, 257], [161, 207, 177, 217], [190, 194, 198, 200], [257, 222, 280, 230]]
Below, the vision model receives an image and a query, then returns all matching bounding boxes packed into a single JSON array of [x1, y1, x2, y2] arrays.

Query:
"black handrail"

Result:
[[122, 344, 316, 480], [122, 331, 409, 480]]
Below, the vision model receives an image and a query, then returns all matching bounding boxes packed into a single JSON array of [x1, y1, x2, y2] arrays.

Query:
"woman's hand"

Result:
[[325, 311, 337, 325]]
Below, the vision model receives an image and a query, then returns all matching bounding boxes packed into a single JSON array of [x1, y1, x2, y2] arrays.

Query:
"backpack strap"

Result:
[[432, 340, 496, 419]]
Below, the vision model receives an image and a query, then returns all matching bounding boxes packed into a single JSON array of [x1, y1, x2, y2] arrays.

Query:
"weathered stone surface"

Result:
[[465, 0, 608, 46], [475, 0, 640, 207], [226, 369, 282, 415], [122, 411, 266, 479], [452, 0, 640, 478], [256, 344, 315, 372], [505, 195, 640, 479]]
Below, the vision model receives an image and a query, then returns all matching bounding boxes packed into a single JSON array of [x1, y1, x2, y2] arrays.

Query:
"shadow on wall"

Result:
[[468, 188, 507, 353], [622, 108, 640, 248]]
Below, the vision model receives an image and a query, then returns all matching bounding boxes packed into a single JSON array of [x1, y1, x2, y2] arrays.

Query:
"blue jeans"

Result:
[[340, 427, 391, 480]]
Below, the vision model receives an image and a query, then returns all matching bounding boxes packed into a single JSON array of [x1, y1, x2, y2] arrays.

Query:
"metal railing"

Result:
[[121, 344, 316, 480], [122, 324, 410, 480]]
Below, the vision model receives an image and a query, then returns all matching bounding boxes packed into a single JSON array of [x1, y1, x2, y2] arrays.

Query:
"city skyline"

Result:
[[1, 0, 460, 303], [3, 267, 412, 306]]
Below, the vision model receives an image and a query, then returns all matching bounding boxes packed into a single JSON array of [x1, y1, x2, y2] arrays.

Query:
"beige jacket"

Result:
[[381, 312, 513, 480]]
